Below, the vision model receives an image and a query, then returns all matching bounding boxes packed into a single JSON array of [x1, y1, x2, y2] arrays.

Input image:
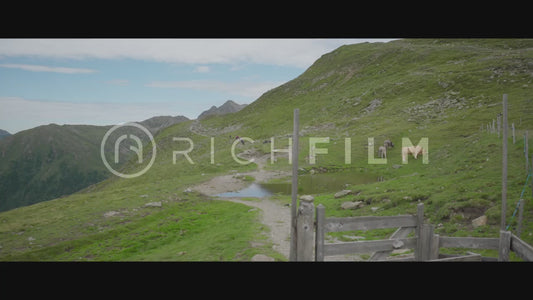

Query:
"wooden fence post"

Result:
[[498, 230, 511, 261], [315, 204, 325, 261], [415, 203, 424, 261], [296, 195, 314, 261], [289, 108, 299, 261], [501, 94, 508, 231], [418, 224, 437, 261]]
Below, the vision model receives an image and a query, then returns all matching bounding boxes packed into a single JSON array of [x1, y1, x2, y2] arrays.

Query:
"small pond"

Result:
[[215, 171, 377, 198]]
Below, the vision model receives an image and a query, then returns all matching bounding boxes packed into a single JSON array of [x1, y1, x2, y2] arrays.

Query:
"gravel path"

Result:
[[191, 153, 291, 260]]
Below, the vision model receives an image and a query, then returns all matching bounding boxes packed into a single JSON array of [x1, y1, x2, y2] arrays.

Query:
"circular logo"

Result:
[[100, 122, 157, 179]]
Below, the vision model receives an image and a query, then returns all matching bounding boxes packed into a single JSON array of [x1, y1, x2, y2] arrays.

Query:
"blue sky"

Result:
[[0, 39, 394, 134]]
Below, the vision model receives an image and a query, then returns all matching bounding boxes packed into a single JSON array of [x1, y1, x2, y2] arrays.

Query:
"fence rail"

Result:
[[302, 201, 533, 262]]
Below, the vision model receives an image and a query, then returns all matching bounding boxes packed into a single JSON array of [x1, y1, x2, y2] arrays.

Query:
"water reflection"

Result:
[[216, 171, 377, 198]]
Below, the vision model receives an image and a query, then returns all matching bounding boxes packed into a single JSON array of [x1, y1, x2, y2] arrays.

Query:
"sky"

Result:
[[0, 39, 395, 134]]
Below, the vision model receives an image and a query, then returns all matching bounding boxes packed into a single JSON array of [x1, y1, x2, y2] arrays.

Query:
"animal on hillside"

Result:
[[384, 139, 394, 148], [378, 146, 387, 159], [235, 135, 245, 145], [401, 145, 424, 163]]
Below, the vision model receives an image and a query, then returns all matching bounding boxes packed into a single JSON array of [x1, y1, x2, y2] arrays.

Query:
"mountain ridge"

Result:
[[1, 39, 532, 261], [0, 114, 190, 212], [197, 100, 247, 120]]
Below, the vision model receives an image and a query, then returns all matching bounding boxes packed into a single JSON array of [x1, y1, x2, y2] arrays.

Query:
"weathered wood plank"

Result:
[[324, 238, 417, 256], [315, 204, 325, 261], [296, 197, 314, 261], [418, 224, 434, 261], [511, 233, 533, 262], [502, 94, 508, 231], [430, 253, 482, 262], [499, 230, 511, 261], [289, 108, 299, 261], [369, 227, 414, 261], [415, 203, 424, 261], [324, 215, 417, 232], [439, 236, 500, 249]]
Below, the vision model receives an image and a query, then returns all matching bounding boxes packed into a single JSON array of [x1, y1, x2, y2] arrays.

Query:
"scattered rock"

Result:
[[139, 194, 149, 198], [472, 215, 487, 228], [371, 207, 380, 212], [300, 195, 314, 202], [334, 190, 352, 199], [341, 201, 364, 210], [144, 201, 162, 208], [104, 211, 121, 218], [392, 164, 402, 169], [251, 254, 275, 261], [184, 188, 193, 193], [392, 239, 404, 249], [28, 236, 35, 242]]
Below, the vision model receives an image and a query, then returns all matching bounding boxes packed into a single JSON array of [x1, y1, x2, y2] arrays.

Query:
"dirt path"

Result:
[[191, 152, 291, 260]]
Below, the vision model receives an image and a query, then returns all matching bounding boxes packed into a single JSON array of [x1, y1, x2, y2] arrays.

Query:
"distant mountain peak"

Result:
[[139, 115, 190, 134], [197, 100, 247, 120], [0, 129, 11, 141]]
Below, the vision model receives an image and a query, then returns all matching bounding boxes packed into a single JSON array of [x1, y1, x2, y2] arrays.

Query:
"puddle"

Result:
[[216, 171, 377, 198], [216, 183, 274, 198]]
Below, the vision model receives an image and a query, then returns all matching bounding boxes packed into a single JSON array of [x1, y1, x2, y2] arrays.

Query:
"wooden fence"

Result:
[[295, 201, 533, 262]]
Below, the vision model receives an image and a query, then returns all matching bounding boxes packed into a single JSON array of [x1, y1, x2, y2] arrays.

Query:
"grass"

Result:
[[1, 39, 533, 261]]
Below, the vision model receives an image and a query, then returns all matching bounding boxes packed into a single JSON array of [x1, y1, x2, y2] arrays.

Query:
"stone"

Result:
[[472, 215, 487, 228], [144, 201, 162, 208], [251, 254, 275, 261], [334, 190, 352, 198], [184, 188, 193, 193], [139, 194, 149, 198], [300, 195, 314, 202], [104, 211, 121, 218], [341, 201, 364, 210], [392, 239, 404, 249], [371, 207, 380, 212], [392, 164, 402, 169]]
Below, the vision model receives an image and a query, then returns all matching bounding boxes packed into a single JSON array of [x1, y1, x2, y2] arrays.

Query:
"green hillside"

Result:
[[0, 124, 112, 212], [1, 39, 532, 261]]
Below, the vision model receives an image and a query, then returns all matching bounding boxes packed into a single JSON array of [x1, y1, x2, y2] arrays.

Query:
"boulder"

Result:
[[472, 215, 487, 228], [144, 201, 162, 208], [104, 211, 121, 218], [341, 201, 364, 210], [334, 190, 352, 198], [300, 195, 314, 202]]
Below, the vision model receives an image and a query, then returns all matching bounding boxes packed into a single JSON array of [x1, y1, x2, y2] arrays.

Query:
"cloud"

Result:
[[0, 97, 203, 134], [0, 39, 395, 68], [0, 63, 96, 74], [146, 79, 283, 99], [193, 65, 210, 73]]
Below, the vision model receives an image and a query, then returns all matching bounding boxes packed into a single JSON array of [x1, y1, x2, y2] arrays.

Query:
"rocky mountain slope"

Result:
[[0, 129, 10, 140], [197, 100, 247, 120], [1, 39, 532, 261], [0, 115, 189, 212]]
